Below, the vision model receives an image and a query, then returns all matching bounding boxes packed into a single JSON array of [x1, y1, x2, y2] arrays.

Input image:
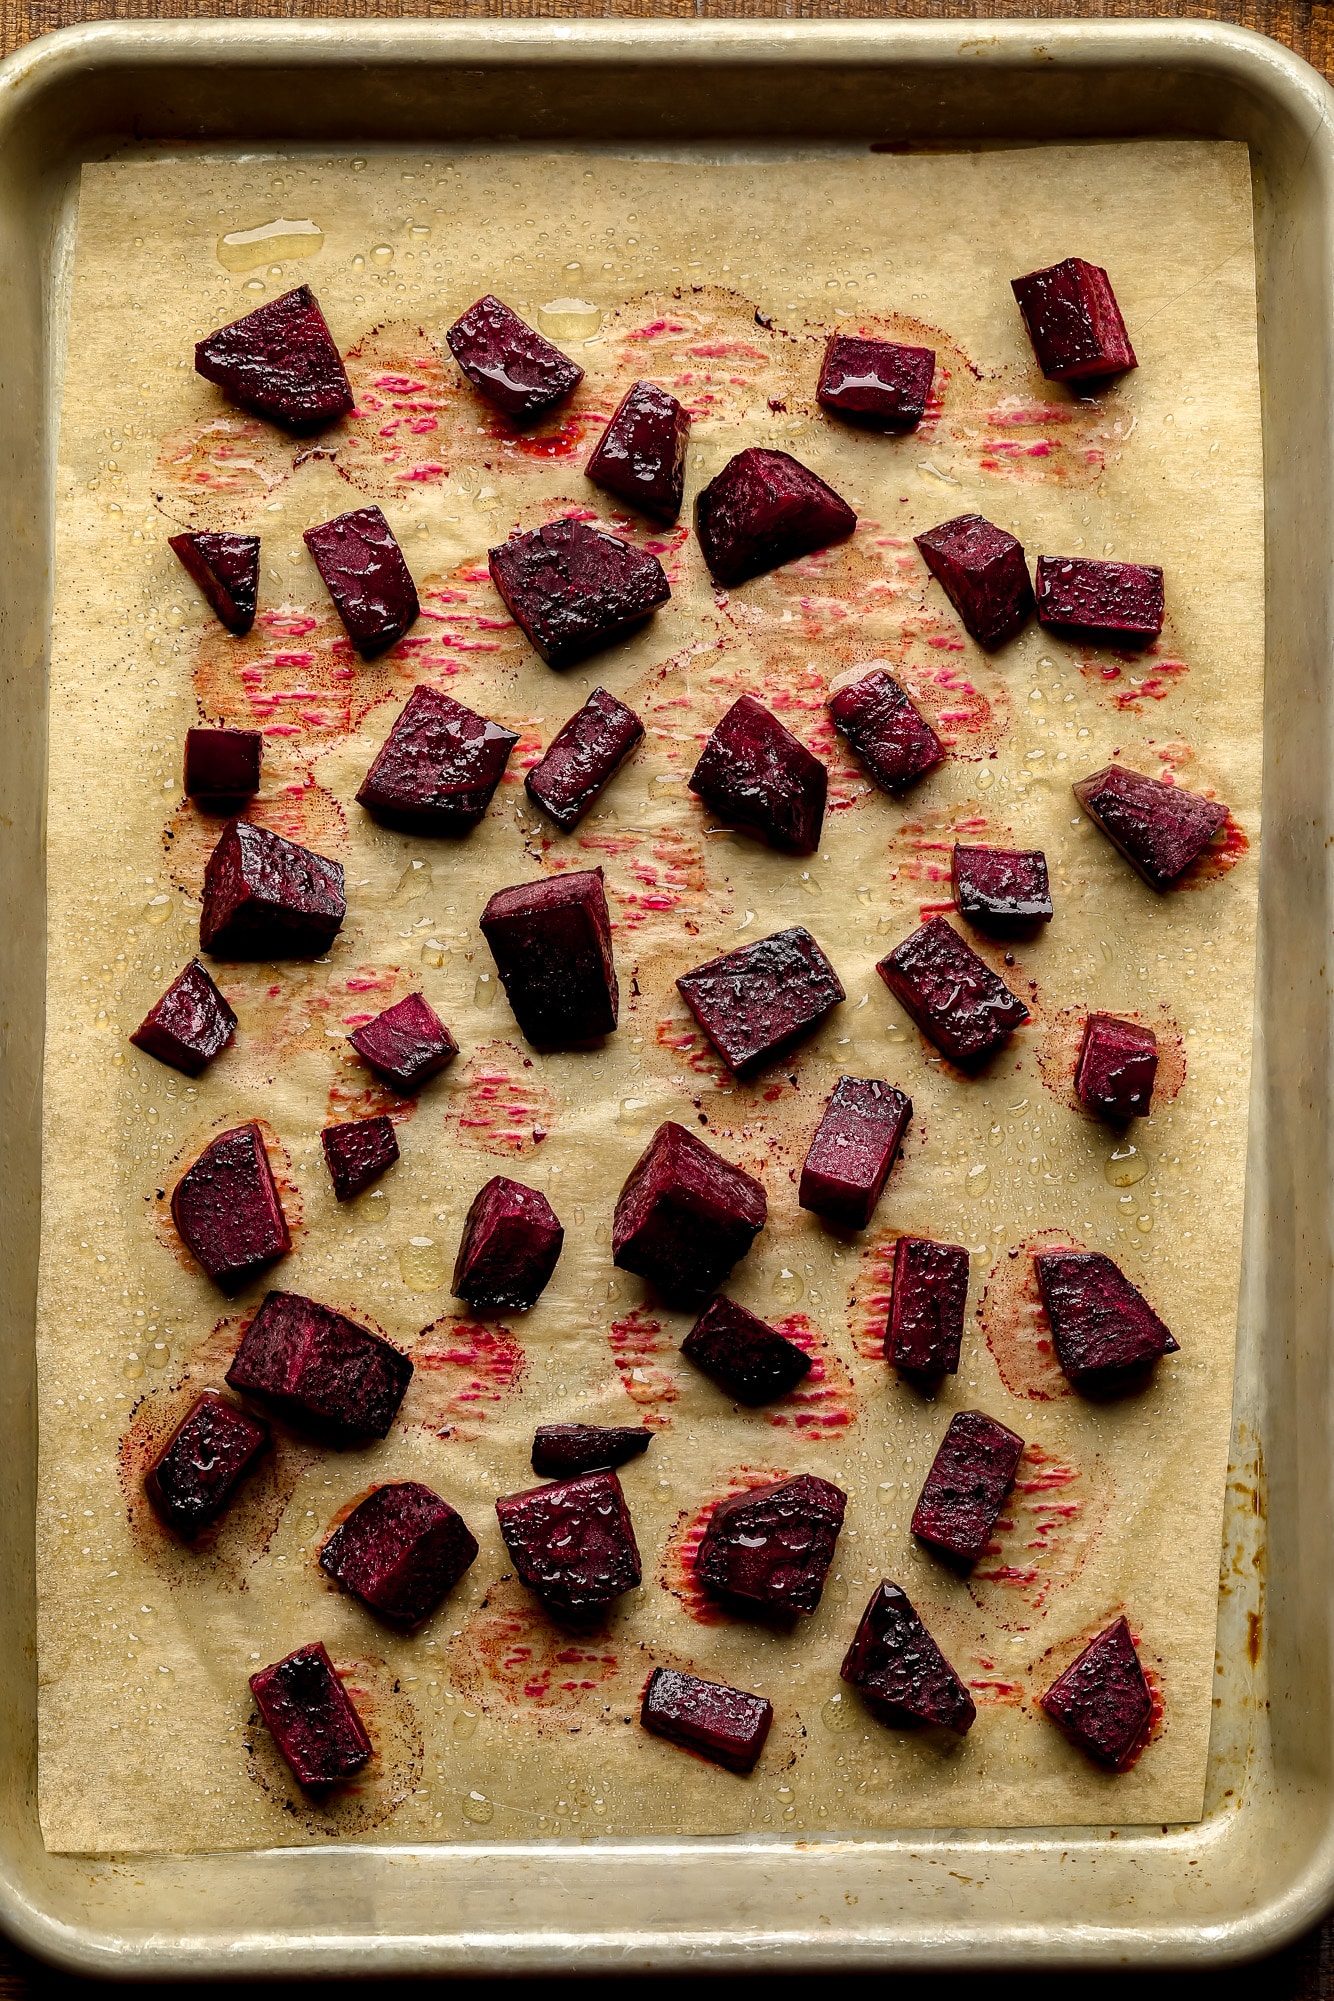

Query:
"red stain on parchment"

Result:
[[969, 1444, 1110, 1621], [335, 323, 455, 494], [162, 778, 348, 898], [607, 1308, 678, 1428], [766, 1314, 858, 1434], [156, 412, 294, 519], [848, 1232, 898, 1361], [1177, 812, 1249, 889], [1035, 1001, 1186, 1121], [979, 1233, 1082, 1401], [658, 1465, 788, 1625], [652, 1010, 732, 1090], [564, 822, 708, 938], [1079, 646, 1189, 709], [446, 1041, 556, 1158], [407, 1317, 527, 1442], [448, 1583, 625, 1733]]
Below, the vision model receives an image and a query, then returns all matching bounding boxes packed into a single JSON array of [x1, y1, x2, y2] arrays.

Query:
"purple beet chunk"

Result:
[[226, 1289, 413, 1442], [952, 845, 1053, 936], [877, 915, 1029, 1070], [799, 1076, 912, 1230], [143, 1391, 271, 1540], [446, 294, 584, 422], [347, 992, 458, 1094], [195, 285, 354, 432], [886, 1236, 969, 1378], [915, 514, 1035, 649], [1073, 764, 1228, 890], [169, 532, 260, 635], [677, 926, 845, 1077], [817, 333, 935, 431], [697, 1473, 846, 1617], [1036, 555, 1163, 645], [911, 1409, 1025, 1567], [321, 1115, 400, 1202], [356, 684, 517, 835], [613, 1120, 767, 1310], [479, 867, 618, 1047], [495, 1468, 641, 1620], [1076, 1013, 1158, 1122], [304, 505, 420, 656], [320, 1481, 479, 1630], [840, 1581, 976, 1735], [200, 821, 345, 959], [1011, 258, 1137, 383], [171, 1122, 290, 1293], [489, 517, 670, 671], [531, 1424, 653, 1478], [696, 447, 857, 588], [525, 687, 644, 831], [453, 1175, 564, 1312], [1041, 1616, 1153, 1768], [130, 959, 237, 1078], [184, 727, 263, 805], [689, 694, 828, 854], [249, 1642, 371, 1790], [827, 667, 944, 793], [682, 1294, 812, 1406], [586, 378, 690, 520], [1034, 1250, 1179, 1392], [641, 1666, 774, 1774]]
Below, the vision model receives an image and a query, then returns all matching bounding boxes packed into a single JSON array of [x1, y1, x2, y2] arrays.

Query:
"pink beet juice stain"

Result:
[[968, 1444, 1107, 1617], [979, 1234, 1084, 1401], [765, 1315, 859, 1433], [448, 1041, 556, 1158], [606, 1309, 678, 1428], [409, 1319, 527, 1441]]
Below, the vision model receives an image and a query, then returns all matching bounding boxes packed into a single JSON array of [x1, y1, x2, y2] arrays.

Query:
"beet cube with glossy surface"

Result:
[[827, 667, 944, 793], [1011, 258, 1136, 383], [480, 868, 618, 1047], [915, 514, 1034, 649], [1076, 1013, 1158, 1122], [201, 821, 345, 959], [305, 505, 420, 655], [799, 1076, 912, 1230], [586, 379, 690, 519], [1035, 1250, 1179, 1392], [144, 1391, 271, 1540], [490, 517, 670, 671], [689, 694, 827, 853], [698, 1473, 846, 1617], [525, 687, 644, 831], [1073, 764, 1228, 890], [696, 447, 857, 587], [613, 1121, 767, 1309], [320, 1481, 479, 1629], [131, 959, 236, 1077], [1035, 556, 1163, 645], [453, 1175, 564, 1312], [878, 916, 1029, 1069], [682, 1295, 812, 1406], [357, 685, 517, 834], [841, 1582, 976, 1735], [321, 1115, 400, 1202], [250, 1642, 371, 1791], [886, 1236, 969, 1378], [817, 333, 935, 431], [495, 1469, 641, 1621], [677, 926, 845, 1077], [1040, 1616, 1153, 1769], [171, 1123, 290, 1293], [531, 1424, 653, 1478], [952, 846, 1053, 936], [446, 295, 583, 422], [170, 532, 260, 635], [911, 1410, 1025, 1567], [195, 286, 354, 432], [227, 1289, 413, 1442], [348, 993, 457, 1094], [641, 1667, 773, 1774], [184, 727, 262, 804]]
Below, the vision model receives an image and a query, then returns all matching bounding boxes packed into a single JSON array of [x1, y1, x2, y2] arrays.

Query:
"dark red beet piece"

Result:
[[1076, 1013, 1158, 1122], [688, 694, 827, 854], [489, 517, 670, 670], [446, 295, 583, 422], [681, 1294, 812, 1405], [613, 1121, 767, 1310], [798, 1076, 912, 1230], [840, 1582, 976, 1735], [196, 286, 354, 432], [641, 1666, 773, 1774], [1034, 1250, 1179, 1392], [249, 1642, 371, 1791], [531, 1424, 653, 1478], [827, 666, 944, 793], [321, 1115, 400, 1202], [696, 447, 857, 587], [525, 686, 644, 831], [171, 1122, 290, 1293], [586, 379, 690, 519], [1073, 764, 1228, 890], [184, 727, 262, 805], [911, 1409, 1025, 1567], [1036, 556, 1163, 646], [200, 821, 345, 960], [817, 333, 935, 431], [356, 684, 517, 835], [304, 505, 419, 656], [452, 1175, 564, 1312], [143, 1391, 270, 1540], [320, 1481, 479, 1630], [495, 1469, 641, 1621], [347, 992, 457, 1094], [886, 1236, 969, 1378], [226, 1289, 413, 1442], [169, 532, 260, 635], [915, 514, 1034, 649], [1040, 1616, 1153, 1768], [677, 926, 845, 1077], [479, 867, 618, 1047], [130, 959, 237, 1077], [698, 1473, 845, 1617], [1011, 258, 1136, 383], [877, 916, 1029, 1069], [952, 845, 1053, 936]]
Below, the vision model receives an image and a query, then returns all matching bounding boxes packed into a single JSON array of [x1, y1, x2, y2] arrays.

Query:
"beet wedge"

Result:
[[525, 687, 644, 831], [250, 1642, 371, 1790], [841, 1581, 976, 1734], [827, 665, 944, 793], [171, 1122, 290, 1293], [452, 1175, 564, 1312], [495, 1468, 641, 1621], [697, 1473, 845, 1617], [144, 1391, 271, 1540], [1074, 764, 1228, 889], [1075, 1013, 1158, 1122], [321, 1115, 400, 1202], [446, 295, 583, 421], [195, 286, 353, 432], [817, 333, 935, 431], [200, 821, 345, 959], [877, 915, 1029, 1069], [677, 926, 844, 1077], [347, 993, 457, 1094], [681, 1294, 812, 1405], [688, 694, 827, 854], [915, 514, 1034, 649], [799, 1076, 911, 1230], [613, 1121, 766, 1310], [131, 959, 236, 1078], [320, 1481, 479, 1630], [1040, 1616, 1153, 1768], [479, 868, 618, 1047], [911, 1409, 1025, 1568], [531, 1424, 653, 1478], [586, 379, 690, 519], [305, 505, 419, 655], [640, 1667, 773, 1774], [886, 1236, 969, 1379], [489, 517, 670, 670], [697, 447, 856, 587], [1012, 258, 1136, 383], [357, 685, 517, 834], [184, 727, 262, 805], [1036, 556, 1163, 646], [952, 846, 1053, 936], [1035, 1249, 1179, 1392], [227, 1289, 413, 1442], [169, 531, 260, 635]]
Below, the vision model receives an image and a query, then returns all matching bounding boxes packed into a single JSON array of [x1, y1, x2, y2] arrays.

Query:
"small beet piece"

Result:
[[1035, 555, 1163, 646], [143, 1391, 271, 1540], [357, 684, 517, 835], [677, 926, 845, 1077], [130, 959, 237, 1078], [1073, 764, 1228, 890], [195, 285, 354, 432], [169, 532, 260, 636], [586, 379, 690, 519], [697, 1473, 846, 1617], [952, 846, 1053, 936], [878, 916, 1029, 1070], [446, 294, 583, 422], [613, 1121, 766, 1309], [479, 867, 618, 1047], [171, 1122, 290, 1293], [452, 1175, 564, 1312], [817, 332, 935, 431], [886, 1236, 969, 1378], [641, 1667, 773, 1775], [799, 1076, 912, 1230], [321, 1115, 400, 1202], [525, 686, 644, 831], [827, 666, 944, 793], [1034, 1249, 1179, 1392], [840, 1582, 976, 1735], [531, 1424, 653, 1478], [226, 1289, 413, 1442], [1040, 1616, 1153, 1769], [305, 505, 420, 656], [489, 517, 670, 671], [1011, 258, 1136, 383], [495, 1468, 641, 1621], [249, 1642, 371, 1791], [320, 1481, 479, 1630], [1075, 1013, 1158, 1123], [696, 447, 857, 587], [347, 992, 458, 1094], [184, 727, 262, 805], [915, 514, 1034, 649], [200, 821, 345, 960], [681, 1294, 812, 1406], [911, 1410, 1025, 1567], [688, 694, 827, 854]]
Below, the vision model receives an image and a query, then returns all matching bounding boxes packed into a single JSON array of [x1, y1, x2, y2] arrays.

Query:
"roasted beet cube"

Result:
[[688, 694, 827, 854], [169, 532, 260, 636], [531, 1423, 653, 1478], [817, 332, 935, 430], [495, 1468, 641, 1621], [1034, 1250, 1179, 1392], [840, 1581, 976, 1735], [304, 505, 419, 656], [698, 1473, 845, 1617], [677, 926, 844, 1077], [1076, 1013, 1158, 1122], [171, 1122, 290, 1292], [320, 1481, 479, 1630], [696, 447, 857, 588], [1011, 258, 1137, 383], [799, 1076, 912, 1230], [320, 1115, 400, 1202], [452, 1175, 564, 1312], [886, 1236, 969, 1378], [200, 821, 345, 960], [586, 379, 690, 520], [480, 867, 618, 1047], [1073, 764, 1228, 890], [489, 517, 670, 671], [446, 294, 583, 421], [144, 1391, 270, 1540], [525, 686, 644, 831], [681, 1294, 812, 1405], [878, 916, 1029, 1069], [131, 959, 237, 1077], [952, 846, 1053, 936], [347, 992, 457, 1094], [1036, 555, 1163, 646], [227, 1289, 413, 1442], [249, 1642, 371, 1790], [641, 1666, 773, 1774], [195, 285, 354, 432], [827, 666, 944, 793], [613, 1121, 766, 1309], [1040, 1616, 1153, 1769], [184, 727, 262, 804], [357, 684, 517, 835], [911, 1410, 1025, 1567], [915, 514, 1034, 649]]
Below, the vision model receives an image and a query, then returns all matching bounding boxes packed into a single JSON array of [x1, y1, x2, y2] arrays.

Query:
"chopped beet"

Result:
[[304, 505, 420, 656], [226, 1289, 413, 1442], [696, 447, 857, 587], [697, 1473, 845, 1617], [489, 517, 670, 670], [840, 1581, 976, 1734], [171, 1123, 290, 1293], [144, 1391, 270, 1540], [613, 1120, 767, 1309], [688, 694, 827, 853], [677, 926, 845, 1077], [1076, 1013, 1158, 1122], [911, 1410, 1025, 1566], [681, 1294, 812, 1405], [799, 1076, 912, 1230], [453, 1175, 564, 1312], [827, 666, 944, 793], [130, 959, 237, 1077], [1073, 764, 1228, 889], [1011, 258, 1137, 383], [886, 1236, 969, 1378], [1036, 555, 1163, 646], [877, 916, 1029, 1069], [641, 1666, 773, 1774], [195, 286, 354, 432], [817, 332, 935, 431], [531, 1424, 653, 1478], [525, 686, 644, 831], [1040, 1616, 1153, 1768], [479, 868, 618, 1047], [445, 294, 584, 422], [321, 1116, 400, 1202], [184, 727, 263, 805], [1034, 1250, 1179, 1392], [347, 992, 457, 1094], [200, 821, 345, 959], [952, 845, 1053, 936], [915, 514, 1034, 649], [249, 1642, 371, 1790], [494, 1468, 641, 1620], [356, 684, 517, 834], [320, 1481, 479, 1630], [169, 532, 260, 636], [586, 379, 690, 519]]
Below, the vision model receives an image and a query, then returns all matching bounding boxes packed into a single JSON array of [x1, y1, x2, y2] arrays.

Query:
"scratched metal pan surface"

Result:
[[0, 14, 1324, 1974]]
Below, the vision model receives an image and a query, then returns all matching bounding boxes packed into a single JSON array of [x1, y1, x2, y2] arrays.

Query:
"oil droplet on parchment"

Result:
[[216, 218, 323, 272], [821, 1693, 855, 1732], [462, 1790, 495, 1824], [400, 1237, 447, 1290], [474, 973, 496, 1008], [390, 859, 432, 907], [354, 1187, 392, 1229], [452, 1709, 479, 1741], [144, 893, 173, 925], [772, 1268, 804, 1307], [1104, 1143, 1148, 1188], [965, 1164, 991, 1198], [537, 297, 602, 341], [371, 244, 395, 266], [421, 940, 446, 969]]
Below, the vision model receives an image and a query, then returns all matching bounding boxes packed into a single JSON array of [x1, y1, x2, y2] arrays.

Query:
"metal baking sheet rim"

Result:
[[0, 14, 1326, 1975]]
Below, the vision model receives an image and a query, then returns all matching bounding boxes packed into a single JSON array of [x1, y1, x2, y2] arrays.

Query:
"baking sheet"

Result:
[[35, 137, 1262, 1852]]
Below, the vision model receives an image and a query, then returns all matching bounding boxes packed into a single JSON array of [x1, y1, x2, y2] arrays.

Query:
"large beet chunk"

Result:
[[1011, 258, 1136, 383], [878, 916, 1029, 1069], [681, 1294, 812, 1405], [531, 1424, 653, 1478], [249, 1642, 371, 1790], [525, 687, 644, 831], [305, 505, 420, 655], [840, 1582, 976, 1735], [144, 1391, 270, 1540], [1036, 556, 1163, 646], [347, 992, 457, 1093], [799, 1076, 912, 1230], [1034, 1250, 1179, 1392], [827, 666, 944, 794], [696, 447, 857, 587], [586, 379, 690, 519], [952, 845, 1053, 936], [195, 285, 354, 432], [640, 1666, 773, 1774], [321, 1114, 399, 1202], [453, 1175, 564, 1311], [495, 1468, 641, 1621], [911, 1410, 1025, 1567], [688, 694, 827, 853], [489, 517, 670, 670], [479, 867, 618, 1047], [446, 294, 583, 421], [613, 1121, 766, 1309], [677, 927, 845, 1077], [226, 1289, 413, 1442], [320, 1481, 479, 1630], [817, 332, 935, 431], [169, 532, 260, 636], [200, 821, 345, 959], [886, 1236, 969, 1378], [915, 514, 1034, 649], [1076, 1013, 1158, 1123], [131, 959, 236, 1078], [171, 1123, 290, 1292], [698, 1473, 845, 1617], [1073, 764, 1228, 889], [1040, 1616, 1153, 1768], [184, 727, 262, 806], [357, 684, 517, 834]]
